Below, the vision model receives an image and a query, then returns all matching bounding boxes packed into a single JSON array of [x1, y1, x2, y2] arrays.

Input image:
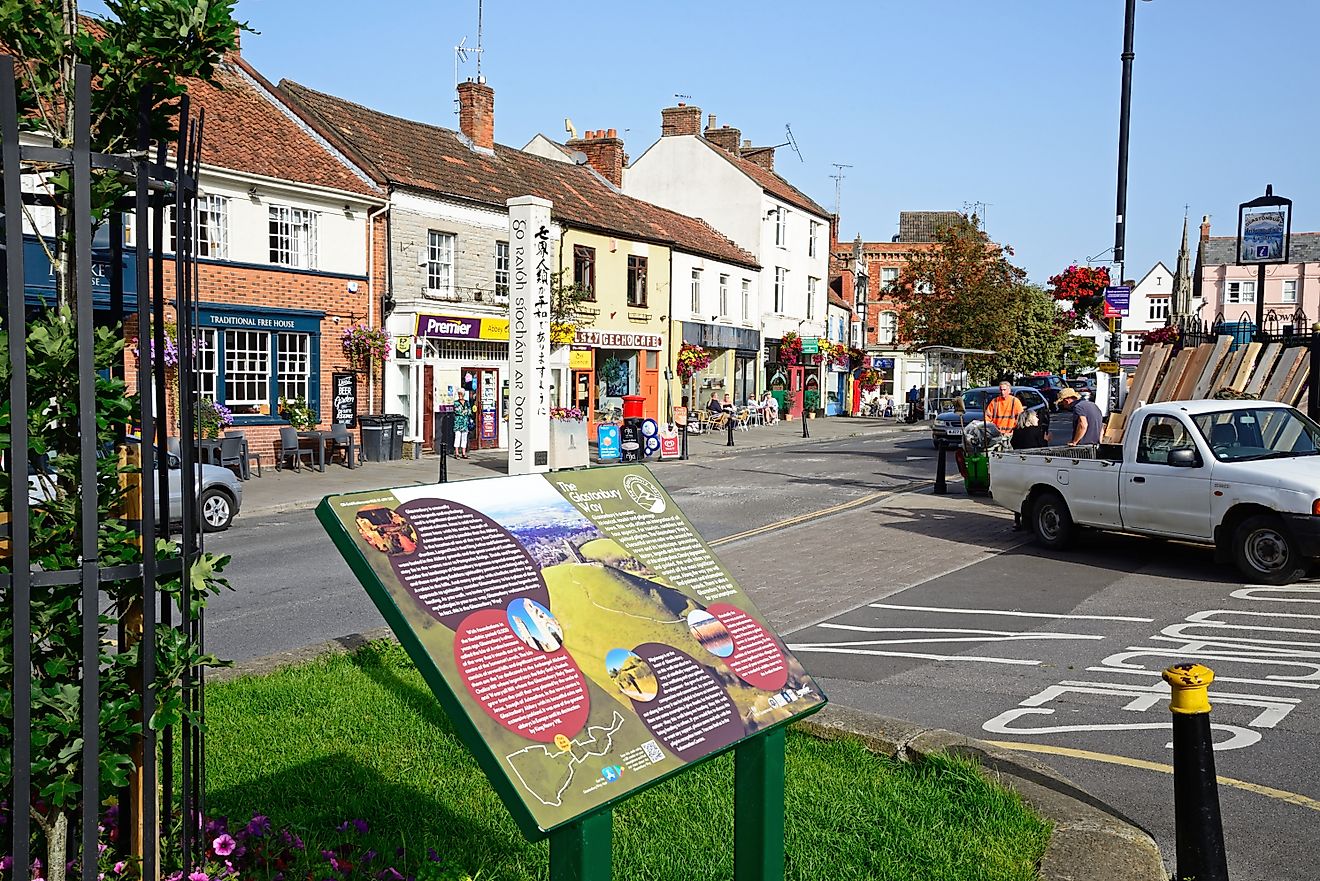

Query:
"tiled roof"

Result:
[[184, 58, 379, 198], [279, 82, 759, 270], [1199, 233, 1320, 265], [827, 289, 853, 312], [898, 211, 964, 243], [699, 139, 830, 219]]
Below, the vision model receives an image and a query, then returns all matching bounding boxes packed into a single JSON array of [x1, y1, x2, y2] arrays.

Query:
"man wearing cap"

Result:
[[1058, 387, 1103, 446]]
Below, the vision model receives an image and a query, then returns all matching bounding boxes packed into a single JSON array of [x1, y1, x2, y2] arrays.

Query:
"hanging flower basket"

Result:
[[676, 342, 712, 383], [780, 331, 803, 366], [341, 324, 391, 366], [195, 397, 233, 439]]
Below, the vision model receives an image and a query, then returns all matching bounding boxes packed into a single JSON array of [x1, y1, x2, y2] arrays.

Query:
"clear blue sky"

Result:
[[88, 0, 1320, 285]]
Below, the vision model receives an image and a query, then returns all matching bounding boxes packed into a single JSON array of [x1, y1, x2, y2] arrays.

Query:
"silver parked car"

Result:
[[27, 445, 243, 532]]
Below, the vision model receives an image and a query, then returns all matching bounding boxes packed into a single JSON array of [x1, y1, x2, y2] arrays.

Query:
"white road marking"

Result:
[[867, 602, 1153, 623], [786, 643, 1040, 666], [816, 623, 1104, 642]]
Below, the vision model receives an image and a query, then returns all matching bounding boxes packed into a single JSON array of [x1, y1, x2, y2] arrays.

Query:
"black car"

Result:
[[930, 386, 1049, 449], [1018, 374, 1066, 405]]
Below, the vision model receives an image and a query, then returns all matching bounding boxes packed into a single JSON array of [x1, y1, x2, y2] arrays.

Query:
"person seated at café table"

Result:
[[763, 391, 779, 424], [707, 394, 724, 414]]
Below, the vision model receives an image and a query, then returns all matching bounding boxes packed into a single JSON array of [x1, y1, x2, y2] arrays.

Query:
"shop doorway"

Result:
[[463, 365, 502, 450], [639, 350, 660, 421], [422, 364, 436, 450], [573, 369, 595, 421]]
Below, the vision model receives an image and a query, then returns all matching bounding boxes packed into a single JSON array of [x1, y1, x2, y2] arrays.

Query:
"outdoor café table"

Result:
[[296, 430, 328, 472], [194, 438, 221, 465]]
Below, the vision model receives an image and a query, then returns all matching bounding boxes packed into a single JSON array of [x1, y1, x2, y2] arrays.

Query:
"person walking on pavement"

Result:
[[984, 380, 1024, 440], [452, 391, 472, 458], [1058, 387, 1103, 446]]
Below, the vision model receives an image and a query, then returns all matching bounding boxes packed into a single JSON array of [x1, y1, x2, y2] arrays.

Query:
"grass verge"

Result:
[[206, 641, 1050, 880]]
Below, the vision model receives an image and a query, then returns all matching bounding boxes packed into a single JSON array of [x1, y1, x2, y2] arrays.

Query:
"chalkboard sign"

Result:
[[332, 372, 357, 427]]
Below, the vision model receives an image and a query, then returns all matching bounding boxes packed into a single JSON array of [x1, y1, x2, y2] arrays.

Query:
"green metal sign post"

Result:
[[735, 727, 787, 881], [550, 808, 613, 881]]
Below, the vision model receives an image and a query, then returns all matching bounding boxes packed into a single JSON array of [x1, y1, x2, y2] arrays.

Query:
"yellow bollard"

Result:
[[1162, 663, 1228, 881]]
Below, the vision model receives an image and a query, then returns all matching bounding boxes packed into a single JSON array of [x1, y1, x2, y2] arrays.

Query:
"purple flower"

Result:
[[212, 834, 236, 857], [113, 862, 127, 874], [204, 818, 228, 840], [244, 815, 271, 838], [426, 849, 442, 864], [188, 872, 209, 881], [362, 851, 376, 864], [376, 868, 404, 881], [352, 819, 369, 836], [0, 855, 12, 871]]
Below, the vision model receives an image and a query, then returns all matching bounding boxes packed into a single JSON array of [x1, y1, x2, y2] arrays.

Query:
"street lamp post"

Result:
[[1110, 0, 1147, 414]]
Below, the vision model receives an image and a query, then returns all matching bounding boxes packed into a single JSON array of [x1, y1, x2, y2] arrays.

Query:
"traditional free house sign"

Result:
[[317, 466, 826, 838]]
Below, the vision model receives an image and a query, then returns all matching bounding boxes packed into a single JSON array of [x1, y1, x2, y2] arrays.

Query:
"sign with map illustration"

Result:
[[316, 465, 826, 838]]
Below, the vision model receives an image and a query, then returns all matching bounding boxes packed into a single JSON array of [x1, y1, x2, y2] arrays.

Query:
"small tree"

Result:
[[891, 214, 1028, 380], [1, 0, 247, 311]]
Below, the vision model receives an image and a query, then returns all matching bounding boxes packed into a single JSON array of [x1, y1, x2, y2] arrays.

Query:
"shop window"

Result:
[[574, 245, 596, 299], [223, 330, 270, 414], [277, 332, 312, 402], [628, 255, 648, 307], [269, 205, 317, 268], [195, 329, 217, 400]]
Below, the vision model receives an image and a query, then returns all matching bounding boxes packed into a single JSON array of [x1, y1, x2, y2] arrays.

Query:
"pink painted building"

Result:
[[1195, 215, 1320, 328]]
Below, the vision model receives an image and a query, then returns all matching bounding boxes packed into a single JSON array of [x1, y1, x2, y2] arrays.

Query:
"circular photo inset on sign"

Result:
[[354, 506, 419, 557], [605, 648, 658, 702], [686, 608, 734, 658], [506, 598, 564, 652], [623, 474, 666, 514]]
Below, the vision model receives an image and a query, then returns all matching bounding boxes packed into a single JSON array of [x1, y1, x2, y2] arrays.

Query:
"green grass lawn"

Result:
[[206, 641, 1050, 881]]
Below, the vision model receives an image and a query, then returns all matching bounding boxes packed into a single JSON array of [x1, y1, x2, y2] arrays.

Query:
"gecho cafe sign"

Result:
[[507, 196, 552, 475]]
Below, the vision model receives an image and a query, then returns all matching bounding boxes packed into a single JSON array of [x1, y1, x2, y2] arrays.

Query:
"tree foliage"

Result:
[[0, 0, 247, 306], [892, 216, 1068, 383]]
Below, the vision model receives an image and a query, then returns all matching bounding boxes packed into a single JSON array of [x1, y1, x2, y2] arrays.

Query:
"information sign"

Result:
[[596, 424, 620, 461], [1103, 285, 1131, 318], [800, 337, 820, 355], [317, 468, 826, 838], [658, 428, 680, 458]]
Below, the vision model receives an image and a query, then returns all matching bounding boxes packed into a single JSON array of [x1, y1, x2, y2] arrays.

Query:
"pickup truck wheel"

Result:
[[1233, 515, 1306, 585], [1031, 491, 1073, 549]]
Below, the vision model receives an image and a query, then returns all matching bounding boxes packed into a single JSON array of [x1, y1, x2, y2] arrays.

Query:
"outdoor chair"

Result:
[[217, 435, 246, 479], [277, 426, 316, 472], [329, 423, 360, 468], [224, 430, 262, 478], [735, 409, 752, 432]]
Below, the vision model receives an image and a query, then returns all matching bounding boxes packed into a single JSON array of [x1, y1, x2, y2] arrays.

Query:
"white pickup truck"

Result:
[[990, 399, 1320, 584]]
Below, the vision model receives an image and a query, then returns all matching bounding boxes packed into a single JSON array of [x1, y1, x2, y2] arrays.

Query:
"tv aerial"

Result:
[[830, 163, 853, 216]]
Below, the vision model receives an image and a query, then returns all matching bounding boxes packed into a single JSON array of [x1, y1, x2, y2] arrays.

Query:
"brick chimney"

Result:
[[565, 129, 625, 188], [661, 102, 702, 137], [703, 114, 741, 155], [457, 77, 494, 150], [1200, 214, 1211, 241], [740, 139, 775, 171]]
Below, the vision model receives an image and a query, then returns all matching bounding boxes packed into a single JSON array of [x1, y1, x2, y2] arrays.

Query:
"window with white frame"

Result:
[[277, 332, 312, 403], [774, 267, 786, 313], [878, 310, 897, 345], [268, 205, 317, 268], [741, 279, 751, 322], [774, 207, 787, 247], [1148, 297, 1169, 322], [195, 329, 217, 400], [169, 195, 229, 258], [495, 241, 510, 299], [807, 276, 818, 320], [427, 231, 455, 295], [690, 269, 702, 314], [809, 221, 820, 257], [1282, 279, 1298, 303], [1226, 280, 1256, 304], [1123, 333, 1144, 355], [223, 330, 270, 414], [880, 267, 899, 290], [718, 274, 729, 318]]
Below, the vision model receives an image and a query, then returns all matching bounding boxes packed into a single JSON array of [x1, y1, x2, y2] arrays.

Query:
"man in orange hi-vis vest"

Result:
[[984, 380, 1023, 436]]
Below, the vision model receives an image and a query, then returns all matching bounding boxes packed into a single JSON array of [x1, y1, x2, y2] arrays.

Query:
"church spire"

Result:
[[1172, 209, 1193, 320]]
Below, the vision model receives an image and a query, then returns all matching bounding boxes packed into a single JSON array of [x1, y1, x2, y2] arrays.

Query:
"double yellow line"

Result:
[[709, 482, 928, 547]]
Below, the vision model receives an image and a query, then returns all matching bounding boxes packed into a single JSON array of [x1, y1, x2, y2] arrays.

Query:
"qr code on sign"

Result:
[[641, 740, 664, 763]]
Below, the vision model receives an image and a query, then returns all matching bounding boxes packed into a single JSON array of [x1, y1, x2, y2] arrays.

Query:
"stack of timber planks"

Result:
[[1099, 336, 1312, 443]]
